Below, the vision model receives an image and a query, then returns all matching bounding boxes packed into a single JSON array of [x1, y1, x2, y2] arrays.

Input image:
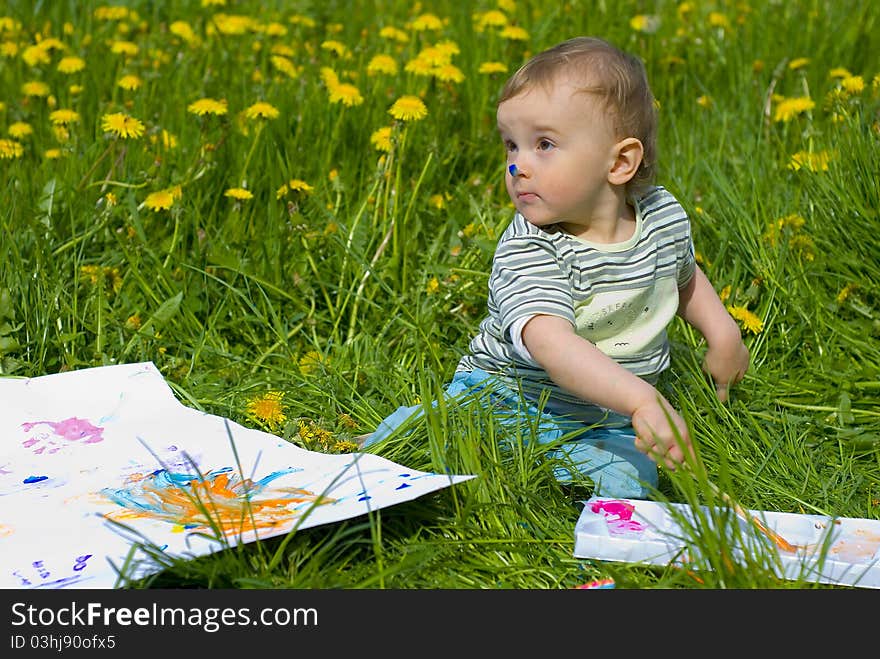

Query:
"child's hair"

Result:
[[499, 36, 658, 195]]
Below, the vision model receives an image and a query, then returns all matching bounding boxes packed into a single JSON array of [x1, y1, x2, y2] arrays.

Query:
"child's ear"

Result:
[[608, 137, 644, 186]]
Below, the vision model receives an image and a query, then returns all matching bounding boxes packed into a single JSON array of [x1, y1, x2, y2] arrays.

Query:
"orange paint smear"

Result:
[[105, 472, 335, 535], [749, 517, 798, 553]]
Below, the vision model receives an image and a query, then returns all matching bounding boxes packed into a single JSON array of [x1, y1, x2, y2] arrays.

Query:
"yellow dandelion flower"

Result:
[[414, 46, 450, 67], [69, 84, 83, 95], [201, 0, 227, 7], [320, 39, 348, 57], [707, 12, 730, 29], [426, 276, 440, 294], [836, 283, 857, 304], [329, 82, 364, 107], [94, 6, 130, 20], [125, 313, 142, 330], [117, 74, 143, 90], [320, 66, 340, 89], [8, 122, 32, 139], [49, 108, 80, 125], [110, 40, 139, 56], [2, 42, 20, 58], [263, 22, 287, 37], [829, 67, 852, 79], [379, 26, 409, 43], [719, 284, 731, 303], [298, 420, 333, 449], [429, 193, 446, 209], [144, 189, 175, 211], [224, 187, 253, 200], [289, 179, 313, 192], [289, 14, 316, 28], [367, 54, 398, 76], [276, 179, 314, 198], [840, 75, 865, 95], [298, 350, 326, 375], [500, 25, 530, 40], [410, 13, 444, 31], [21, 44, 50, 67], [478, 61, 507, 75], [0, 139, 24, 159], [271, 55, 300, 79], [727, 305, 763, 334], [332, 440, 359, 453], [247, 391, 286, 428], [21, 80, 51, 97], [389, 95, 427, 122], [696, 95, 712, 108], [157, 129, 177, 149], [790, 234, 815, 261], [57, 55, 85, 73], [187, 98, 228, 116], [788, 150, 832, 172], [433, 63, 465, 83], [773, 96, 815, 122], [244, 101, 279, 120], [80, 264, 101, 284], [44, 148, 63, 159], [404, 57, 435, 76], [629, 15, 661, 33], [212, 14, 255, 35], [105, 192, 118, 206], [101, 112, 145, 139], [370, 126, 393, 152], [475, 10, 508, 31], [169, 20, 197, 43]]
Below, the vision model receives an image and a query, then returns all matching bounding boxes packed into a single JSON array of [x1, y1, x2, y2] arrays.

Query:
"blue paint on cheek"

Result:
[[23, 475, 49, 484], [508, 164, 518, 176]]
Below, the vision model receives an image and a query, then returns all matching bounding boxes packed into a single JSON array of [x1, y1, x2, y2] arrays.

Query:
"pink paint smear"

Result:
[[591, 499, 646, 535]]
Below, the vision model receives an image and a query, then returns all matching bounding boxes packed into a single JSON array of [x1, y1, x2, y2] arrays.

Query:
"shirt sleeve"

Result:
[[676, 216, 697, 289], [490, 232, 575, 341]]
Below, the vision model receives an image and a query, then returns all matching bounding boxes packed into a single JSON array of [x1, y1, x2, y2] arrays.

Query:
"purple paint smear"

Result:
[[20, 417, 105, 455]]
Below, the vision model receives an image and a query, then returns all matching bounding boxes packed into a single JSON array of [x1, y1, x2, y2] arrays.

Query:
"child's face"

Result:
[[497, 74, 622, 230]]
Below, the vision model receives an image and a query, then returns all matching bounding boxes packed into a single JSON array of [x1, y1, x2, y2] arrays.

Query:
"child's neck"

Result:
[[560, 194, 636, 244]]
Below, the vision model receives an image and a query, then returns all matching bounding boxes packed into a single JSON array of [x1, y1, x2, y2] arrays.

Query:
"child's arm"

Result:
[[522, 315, 693, 469], [676, 265, 750, 402]]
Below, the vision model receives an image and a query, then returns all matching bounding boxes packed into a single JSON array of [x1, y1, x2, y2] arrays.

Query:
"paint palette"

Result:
[[573, 497, 880, 588]]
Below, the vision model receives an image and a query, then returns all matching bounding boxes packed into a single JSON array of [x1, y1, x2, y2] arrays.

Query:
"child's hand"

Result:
[[631, 397, 693, 470], [703, 338, 750, 402]]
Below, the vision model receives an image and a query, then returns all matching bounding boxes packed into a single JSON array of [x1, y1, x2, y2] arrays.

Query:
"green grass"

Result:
[[1, 0, 879, 589]]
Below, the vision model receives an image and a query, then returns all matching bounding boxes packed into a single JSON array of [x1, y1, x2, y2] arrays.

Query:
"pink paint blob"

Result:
[[591, 499, 646, 534]]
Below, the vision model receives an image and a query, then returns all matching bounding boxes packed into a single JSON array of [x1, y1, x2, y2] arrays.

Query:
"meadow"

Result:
[[1, 0, 879, 589]]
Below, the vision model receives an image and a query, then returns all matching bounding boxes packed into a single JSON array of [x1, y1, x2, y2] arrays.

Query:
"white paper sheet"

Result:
[[0, 362, 474, 589], [574, 497, 880, 588]]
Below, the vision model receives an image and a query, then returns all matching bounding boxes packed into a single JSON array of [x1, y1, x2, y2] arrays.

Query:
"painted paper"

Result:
[[574, 496, 880, 588], [0, 362, 474, 589]]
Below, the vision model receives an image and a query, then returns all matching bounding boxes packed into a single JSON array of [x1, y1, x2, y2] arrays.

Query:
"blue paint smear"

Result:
[[395, 483, 411, 490], [358, 495, 371, 501], [23, 475, 49, 484]]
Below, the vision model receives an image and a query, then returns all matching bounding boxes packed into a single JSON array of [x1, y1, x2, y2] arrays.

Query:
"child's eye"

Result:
[[538, 139, 555, 151], [504, 140, 517, 152]]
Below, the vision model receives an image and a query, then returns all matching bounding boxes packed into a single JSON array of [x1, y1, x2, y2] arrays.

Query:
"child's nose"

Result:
[[508, 163, 527, 177]]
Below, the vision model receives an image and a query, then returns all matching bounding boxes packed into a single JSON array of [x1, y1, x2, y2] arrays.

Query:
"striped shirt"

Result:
[[456, 185, 696, 425]]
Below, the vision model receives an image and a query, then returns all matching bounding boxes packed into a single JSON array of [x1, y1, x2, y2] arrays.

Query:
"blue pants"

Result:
[[363, 369, 658, 499]]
